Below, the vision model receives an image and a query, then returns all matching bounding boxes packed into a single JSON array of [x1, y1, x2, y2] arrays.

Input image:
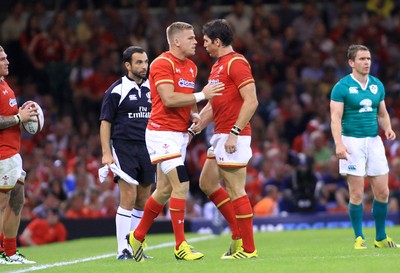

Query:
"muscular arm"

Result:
[[330, 100, 348, 159], [224, 83, 258, 152], [377, 100, 396, 140], [158, 84, 197, 107], [0, 103, 39, 130], [157, 82, 224, 108], [235, 83, 258, 129], [198, 102, 213, 131], [100, 120, 114, 166], [0, 115, 19, 129]]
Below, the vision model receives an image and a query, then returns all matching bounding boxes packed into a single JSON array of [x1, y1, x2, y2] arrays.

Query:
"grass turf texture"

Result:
[[4, 227, 400, 273]]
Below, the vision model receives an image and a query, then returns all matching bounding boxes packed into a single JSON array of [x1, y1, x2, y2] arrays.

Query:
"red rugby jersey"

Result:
[[0, 79, 20, 159], [209, 52, 254, 135], [148, 52, 197, 132]]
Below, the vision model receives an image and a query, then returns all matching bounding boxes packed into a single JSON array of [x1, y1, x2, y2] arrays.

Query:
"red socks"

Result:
[[169, 197, 186, 249], [209, 188, 241, 239], [232, 195, 255, 253], [134, 196, 164, 242], [4, 237, 17, 257]]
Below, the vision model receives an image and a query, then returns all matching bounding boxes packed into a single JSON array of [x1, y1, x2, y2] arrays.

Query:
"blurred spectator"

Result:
[[185, 194, 202, 220], [366, 0, 395, 19], [291, 2, 322, 43], [253, 184, 279, 217], [79, 58, 119, 124], [65, 190, 93, 218], [98, 190, 118, 218], [76, 9, 95, 44], [224, 0, 251, 48], [273, 0, 298, 30], [1, 1, 26, 46], [19, 207, 67, 246], [388, 157, 400, 211], [316, 156, 349, 213], [306, 130, 332, 171], [32, 189, 61, 219]]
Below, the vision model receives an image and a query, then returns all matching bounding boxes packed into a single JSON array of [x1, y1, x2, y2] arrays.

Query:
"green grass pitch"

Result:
[[3, 227, 400, 273]]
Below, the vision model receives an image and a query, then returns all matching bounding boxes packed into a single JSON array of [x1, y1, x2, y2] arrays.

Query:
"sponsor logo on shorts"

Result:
[[348, 165, 356, 171]]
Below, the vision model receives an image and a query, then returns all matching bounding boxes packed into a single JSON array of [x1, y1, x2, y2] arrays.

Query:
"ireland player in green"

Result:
[[330, 44, 398, 249]]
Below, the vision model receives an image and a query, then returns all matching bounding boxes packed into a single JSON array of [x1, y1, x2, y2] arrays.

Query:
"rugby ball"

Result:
[[21, 101, 44, 135]]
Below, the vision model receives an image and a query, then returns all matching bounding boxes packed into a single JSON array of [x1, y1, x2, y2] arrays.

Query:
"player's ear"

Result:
[[124, 61, 130, 70], [348, 59, 353, 67]]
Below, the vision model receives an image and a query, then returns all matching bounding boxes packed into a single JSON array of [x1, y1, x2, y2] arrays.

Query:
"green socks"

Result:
[[372, 199, 388, 241], [349, 203, 364, 239]]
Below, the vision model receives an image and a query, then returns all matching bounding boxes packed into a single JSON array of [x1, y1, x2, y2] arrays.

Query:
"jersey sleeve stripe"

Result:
[[155, 79, 175, 86], [237, 79, 255, 89], [151, 56, 175, 71], [227, 57, 249, 75]]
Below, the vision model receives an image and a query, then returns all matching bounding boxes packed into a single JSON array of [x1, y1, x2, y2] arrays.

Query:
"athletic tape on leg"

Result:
[[176, 165, 189, 183]]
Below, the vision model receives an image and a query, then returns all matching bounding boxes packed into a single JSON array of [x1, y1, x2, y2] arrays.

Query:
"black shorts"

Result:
[[112, 139, 156, 185]]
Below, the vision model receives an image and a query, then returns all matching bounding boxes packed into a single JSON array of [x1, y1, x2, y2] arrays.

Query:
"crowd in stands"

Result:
[[2, 0, 400, 223]]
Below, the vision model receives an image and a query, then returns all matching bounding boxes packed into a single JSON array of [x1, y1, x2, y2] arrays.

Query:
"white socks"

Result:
[[115, 207, 131, 256], [130, 208, 144, 230]]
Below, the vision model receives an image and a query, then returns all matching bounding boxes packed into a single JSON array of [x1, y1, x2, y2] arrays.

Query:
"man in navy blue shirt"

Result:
[[99, 46, 155, 259]]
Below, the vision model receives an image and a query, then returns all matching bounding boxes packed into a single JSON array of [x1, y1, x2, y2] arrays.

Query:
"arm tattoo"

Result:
[[9, 184, 24, 215], [0, 115, 17, 130]]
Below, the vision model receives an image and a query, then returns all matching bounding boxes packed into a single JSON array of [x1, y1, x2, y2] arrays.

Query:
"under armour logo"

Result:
[[176, 68, 181, 73], [2, 90, 8, 95], [178, 219, 184, 224]]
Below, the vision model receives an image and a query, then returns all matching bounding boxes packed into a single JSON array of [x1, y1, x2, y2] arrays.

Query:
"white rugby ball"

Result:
[[21, 101, 45, 135]]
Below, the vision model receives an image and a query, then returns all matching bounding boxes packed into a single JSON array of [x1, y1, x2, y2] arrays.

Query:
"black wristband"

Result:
[[230, 125, 241, 136]]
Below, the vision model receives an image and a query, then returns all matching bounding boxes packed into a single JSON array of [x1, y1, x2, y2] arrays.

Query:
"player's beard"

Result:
[[132, 70, 147, 80]]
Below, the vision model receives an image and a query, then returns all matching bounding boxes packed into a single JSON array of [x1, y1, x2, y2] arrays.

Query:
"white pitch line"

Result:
[[5, 235, 215, 273]]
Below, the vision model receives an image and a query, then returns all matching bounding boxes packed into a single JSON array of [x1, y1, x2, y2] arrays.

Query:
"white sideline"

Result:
[[5, 235, 215, 273]]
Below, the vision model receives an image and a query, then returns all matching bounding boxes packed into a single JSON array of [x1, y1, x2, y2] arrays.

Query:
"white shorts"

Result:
[[0, 153, 26, 191], [339, 135, 389, 176], [207, 134, 252, 168], [145, 129, 189, 164]]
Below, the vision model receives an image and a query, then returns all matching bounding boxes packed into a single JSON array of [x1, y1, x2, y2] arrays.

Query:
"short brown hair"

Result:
[[347, 44, 369, 61]]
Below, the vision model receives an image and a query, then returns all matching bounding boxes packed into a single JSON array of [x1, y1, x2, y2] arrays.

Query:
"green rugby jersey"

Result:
[[331, 74, 384, 138]]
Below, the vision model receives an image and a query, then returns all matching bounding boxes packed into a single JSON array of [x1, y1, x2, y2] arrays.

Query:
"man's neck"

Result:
[[217, 45, 234, 58], [169, 48, 186, 61], [351, 72, 368, 88]]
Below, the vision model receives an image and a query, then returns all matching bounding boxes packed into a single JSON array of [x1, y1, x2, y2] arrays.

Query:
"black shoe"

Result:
[[117, 248, 133, 260]]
